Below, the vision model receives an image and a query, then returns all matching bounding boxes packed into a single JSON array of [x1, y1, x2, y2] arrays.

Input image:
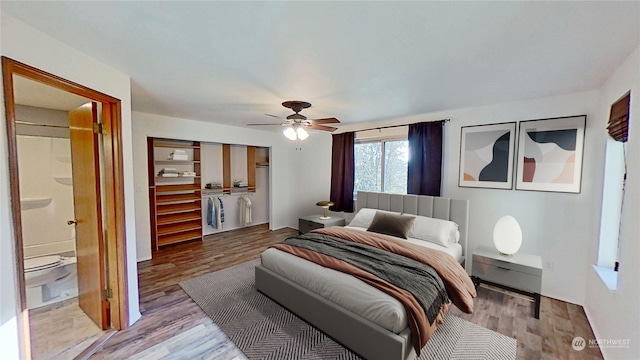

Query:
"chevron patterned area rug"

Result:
[[180, 259, 516, 360]]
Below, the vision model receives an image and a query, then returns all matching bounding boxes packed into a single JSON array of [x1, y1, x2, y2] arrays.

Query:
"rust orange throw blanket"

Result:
[[271, 226, 476, 355]]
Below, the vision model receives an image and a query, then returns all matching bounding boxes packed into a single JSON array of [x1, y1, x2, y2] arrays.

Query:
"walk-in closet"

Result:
[[148, 137, 270, 253]]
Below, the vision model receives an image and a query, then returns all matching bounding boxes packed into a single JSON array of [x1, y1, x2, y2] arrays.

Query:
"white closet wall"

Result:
[[230, 145, 247, 184], [252, 166, 269, 223], [201, 143, 223, 186]]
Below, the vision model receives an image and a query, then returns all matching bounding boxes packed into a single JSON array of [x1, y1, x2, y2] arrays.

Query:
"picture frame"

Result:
[[515, 115, 586, 193], [459, 122, 516, 189]]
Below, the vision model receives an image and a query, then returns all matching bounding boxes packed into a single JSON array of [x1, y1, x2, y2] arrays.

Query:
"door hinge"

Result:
[[102, 288, 113, 299], [93, 122, 106, 135]]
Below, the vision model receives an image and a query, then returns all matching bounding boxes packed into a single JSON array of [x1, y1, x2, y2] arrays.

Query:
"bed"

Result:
[[255, 191, 473, 360]]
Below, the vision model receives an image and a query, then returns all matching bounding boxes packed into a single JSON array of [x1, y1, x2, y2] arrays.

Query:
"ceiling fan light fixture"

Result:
[[283, 126, 297, 140], [250, 100, 340, 142], [297, 127, 309, 140]]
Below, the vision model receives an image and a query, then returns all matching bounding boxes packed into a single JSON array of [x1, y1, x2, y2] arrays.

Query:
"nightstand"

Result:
[[471, 245, 543, 319], [298, 215, 345, 234]]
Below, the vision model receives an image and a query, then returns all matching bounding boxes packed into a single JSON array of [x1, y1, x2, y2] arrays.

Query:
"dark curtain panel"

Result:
[[407, 121, 444, 196], [329, 132, 355, 212]]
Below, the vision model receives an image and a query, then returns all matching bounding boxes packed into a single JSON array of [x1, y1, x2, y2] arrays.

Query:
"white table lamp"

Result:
[[493, 215, 522, 256]]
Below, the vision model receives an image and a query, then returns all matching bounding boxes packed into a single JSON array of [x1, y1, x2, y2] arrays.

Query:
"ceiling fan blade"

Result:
[[264, 113, 281, 119], [309, 124, 338, 132], [310, 117, 340, 124]]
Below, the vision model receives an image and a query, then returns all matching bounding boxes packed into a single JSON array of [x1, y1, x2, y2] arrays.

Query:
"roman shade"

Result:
[[607, 92, 630, 142]]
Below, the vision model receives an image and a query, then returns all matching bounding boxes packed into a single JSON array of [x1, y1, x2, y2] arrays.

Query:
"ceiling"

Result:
[[3, 1, 639, 130], [13, 75, 89, 111]]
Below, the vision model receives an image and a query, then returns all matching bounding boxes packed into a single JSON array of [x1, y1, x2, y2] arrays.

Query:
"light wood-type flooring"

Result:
[[90, 224, 602, 359], [29, 298, 106, 360]]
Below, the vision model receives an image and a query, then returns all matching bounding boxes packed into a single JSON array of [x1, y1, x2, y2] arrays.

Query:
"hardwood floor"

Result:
[[449, 286, 603, 360], [91, 224, 295, 359], [91, 224, 602, 359]]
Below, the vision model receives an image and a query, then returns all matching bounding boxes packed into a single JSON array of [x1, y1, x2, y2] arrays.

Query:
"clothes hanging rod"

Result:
[[15, 120, 68, 129], [355, 118, 450, 133], [202, 192, 254, 197]]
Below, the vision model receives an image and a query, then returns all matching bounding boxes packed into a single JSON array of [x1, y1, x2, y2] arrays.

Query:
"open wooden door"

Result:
[[69, 102, 109, 330]]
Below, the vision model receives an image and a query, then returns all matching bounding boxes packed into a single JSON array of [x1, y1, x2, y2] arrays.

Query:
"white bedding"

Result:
[[260, 226, 463, 334]]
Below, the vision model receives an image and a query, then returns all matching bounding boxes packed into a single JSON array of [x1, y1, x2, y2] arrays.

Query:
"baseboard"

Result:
[[137, 255, 152, 262], [540, 291, 584, 307]]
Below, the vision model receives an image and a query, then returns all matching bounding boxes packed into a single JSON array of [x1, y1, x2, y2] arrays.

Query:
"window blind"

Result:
[[607, 92, 630, 142]]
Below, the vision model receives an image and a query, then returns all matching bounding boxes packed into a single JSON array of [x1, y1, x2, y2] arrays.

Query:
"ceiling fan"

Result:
[[247, 100, 340, 141]]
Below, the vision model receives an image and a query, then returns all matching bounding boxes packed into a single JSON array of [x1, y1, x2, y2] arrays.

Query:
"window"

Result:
[[595, 91, 630, 290], [597, 139, 625, 269], [354, 139, 409, 195], [383, 140, 409, 194]]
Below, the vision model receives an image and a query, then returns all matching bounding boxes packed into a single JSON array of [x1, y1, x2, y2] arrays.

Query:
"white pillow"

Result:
[[408, 215, 459, 247], [348, 208, 398, 229]]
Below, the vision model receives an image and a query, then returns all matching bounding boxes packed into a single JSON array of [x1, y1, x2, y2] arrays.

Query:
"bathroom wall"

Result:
[[17, 135, 75, 258], [15, 104, 70, 138]]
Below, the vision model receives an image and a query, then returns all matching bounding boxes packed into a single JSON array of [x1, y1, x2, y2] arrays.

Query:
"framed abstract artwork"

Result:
[[515, 115, 586, 193], [459, 122, 516, 189]]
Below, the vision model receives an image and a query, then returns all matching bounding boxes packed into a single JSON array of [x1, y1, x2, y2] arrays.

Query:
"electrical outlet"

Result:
[[544, 261, 554, 271]]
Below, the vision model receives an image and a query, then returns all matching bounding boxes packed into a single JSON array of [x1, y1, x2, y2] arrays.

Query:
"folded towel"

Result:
[[158, 168, 179, 177]]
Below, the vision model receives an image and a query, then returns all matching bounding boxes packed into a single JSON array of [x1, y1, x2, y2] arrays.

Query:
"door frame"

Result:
[[1, 57, 129, 356]]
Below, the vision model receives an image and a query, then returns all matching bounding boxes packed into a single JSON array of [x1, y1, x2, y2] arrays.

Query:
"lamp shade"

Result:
[[316, 201, 335, 220], [283, 127, 297, 140], [297, 127, 309, 140], [493, 215, 522, 256], [316, 201, 334, 207]]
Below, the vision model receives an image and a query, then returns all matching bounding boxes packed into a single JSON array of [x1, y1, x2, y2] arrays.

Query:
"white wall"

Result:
[[0, 13, 141, 358], [339, 90, 601, 305], [585, 45, 640, 359], [291, 133, 334, 218], [132, 111, 332, 261]]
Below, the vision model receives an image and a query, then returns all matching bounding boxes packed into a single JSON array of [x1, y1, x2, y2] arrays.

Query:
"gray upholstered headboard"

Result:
[[355, 191, 470, 267]]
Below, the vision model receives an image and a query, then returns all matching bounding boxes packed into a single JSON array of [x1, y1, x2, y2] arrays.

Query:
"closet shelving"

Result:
[[218, 144, 259, 194], [255, 146, 269, 168], [149, 138, 270, 253], [148, 138, 202, 250], [246, 146, 256, 192], [222, 144, 232, 193]]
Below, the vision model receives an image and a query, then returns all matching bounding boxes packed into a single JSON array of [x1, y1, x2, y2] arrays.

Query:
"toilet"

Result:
[[24, 255, 77, 309]]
